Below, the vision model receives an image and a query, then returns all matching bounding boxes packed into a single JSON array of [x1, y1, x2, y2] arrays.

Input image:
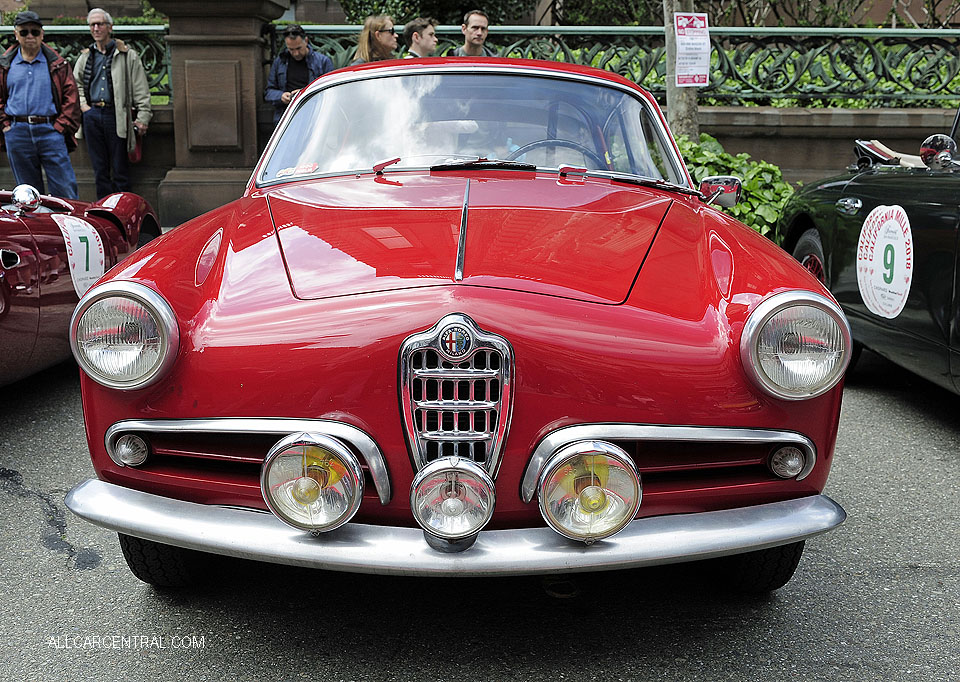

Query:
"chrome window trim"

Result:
[[104, 418, 391, 504], [255, 64, 689, 189], [69, 281, 180, 391], [520, 423, 818, 503], [739, 290, 852, 401]]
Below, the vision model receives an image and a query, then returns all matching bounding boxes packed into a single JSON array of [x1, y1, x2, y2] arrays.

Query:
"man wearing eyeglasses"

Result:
[[73, 8, 153, 199], [265, 25, 333, 126], [0, 11, 80, 199]]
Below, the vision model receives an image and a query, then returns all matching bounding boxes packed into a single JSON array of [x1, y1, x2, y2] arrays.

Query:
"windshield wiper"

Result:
[[430, 157, 536, 172], [585, 170, 701, 197]]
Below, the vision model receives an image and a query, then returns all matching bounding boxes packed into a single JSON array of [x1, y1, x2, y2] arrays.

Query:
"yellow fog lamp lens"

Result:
[[260, 433, 364, 532], [410, 457, 495, 541], [538, 441, 641, 543]]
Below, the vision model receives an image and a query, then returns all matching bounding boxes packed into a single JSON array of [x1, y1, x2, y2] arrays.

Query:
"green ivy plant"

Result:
[[677, 133, 794, 239]]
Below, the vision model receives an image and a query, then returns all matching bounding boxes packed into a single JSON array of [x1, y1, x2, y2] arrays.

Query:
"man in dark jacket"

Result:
[[0, 11, 81, 199], [265, 25, 333, 126]]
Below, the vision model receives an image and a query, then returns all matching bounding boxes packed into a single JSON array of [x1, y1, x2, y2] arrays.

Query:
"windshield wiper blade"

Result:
[[430, 157, 537, 171], [585, 170, 701, 196]]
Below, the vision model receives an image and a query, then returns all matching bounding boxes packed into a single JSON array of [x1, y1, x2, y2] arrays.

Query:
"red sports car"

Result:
[[0, 185, 159, 387], [64, 59, 850, 591]]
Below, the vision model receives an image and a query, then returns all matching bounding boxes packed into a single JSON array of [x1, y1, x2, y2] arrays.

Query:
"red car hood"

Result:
[[267, 172, 673, 304]]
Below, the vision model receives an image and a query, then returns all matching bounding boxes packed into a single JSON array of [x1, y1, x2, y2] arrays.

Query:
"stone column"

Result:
[[152, 0, 289, 226]]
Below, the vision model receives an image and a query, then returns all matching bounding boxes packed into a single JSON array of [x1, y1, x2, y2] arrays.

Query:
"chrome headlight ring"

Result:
[[70, 281, 180, 390], [740, 290, 852, 401]]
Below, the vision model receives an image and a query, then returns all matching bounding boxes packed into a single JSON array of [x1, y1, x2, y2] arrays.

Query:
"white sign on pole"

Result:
[[674, 12, 710, 87]]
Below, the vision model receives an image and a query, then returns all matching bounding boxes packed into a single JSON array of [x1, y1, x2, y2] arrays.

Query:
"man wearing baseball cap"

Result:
[[0, 11, 81, 199]]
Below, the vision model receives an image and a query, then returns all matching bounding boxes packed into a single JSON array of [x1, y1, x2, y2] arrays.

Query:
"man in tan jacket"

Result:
[[73, 7, 151, 198]]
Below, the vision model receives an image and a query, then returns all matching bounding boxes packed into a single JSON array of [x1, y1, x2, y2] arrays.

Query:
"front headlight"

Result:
[[538, 441, 641, 544], [411, 457, 495, 541], [70, 282, 179, 390], [261, 433, 364, 533], [740, 291, 851, 400]]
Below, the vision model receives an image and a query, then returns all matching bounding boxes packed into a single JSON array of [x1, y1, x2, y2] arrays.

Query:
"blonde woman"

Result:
[[352, 15, 398, 64]]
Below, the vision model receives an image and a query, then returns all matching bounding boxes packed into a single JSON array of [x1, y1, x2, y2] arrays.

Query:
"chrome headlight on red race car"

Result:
[[740, 291, 851, 400], [70, 281, 179, 390]]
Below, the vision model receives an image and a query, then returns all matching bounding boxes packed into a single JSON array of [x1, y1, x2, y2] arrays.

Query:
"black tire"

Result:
[[136, 226, 159, 248], [710, 541, 805, 593], [792, 228, 826, 284], [118, 533, 207, 588]]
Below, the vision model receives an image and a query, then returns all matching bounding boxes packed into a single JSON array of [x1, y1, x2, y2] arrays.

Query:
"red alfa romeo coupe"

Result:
[[65, 59, 850, 591]]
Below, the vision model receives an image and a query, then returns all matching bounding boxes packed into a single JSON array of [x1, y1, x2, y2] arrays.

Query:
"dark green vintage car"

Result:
[[777, 124, 960, 393]]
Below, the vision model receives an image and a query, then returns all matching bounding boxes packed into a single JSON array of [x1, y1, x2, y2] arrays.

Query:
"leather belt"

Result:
[[90, 101, 113, 108], [11, 115, 56, 124]]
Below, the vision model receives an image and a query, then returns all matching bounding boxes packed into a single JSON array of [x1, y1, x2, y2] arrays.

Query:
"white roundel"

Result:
[[52, 214, 105, 297], [856, 204, 913, 319]]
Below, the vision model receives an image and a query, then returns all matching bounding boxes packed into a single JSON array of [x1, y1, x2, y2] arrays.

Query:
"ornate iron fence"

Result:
[[9, 25, 171, 101], [7, 25, 960, 105], [293, 25, 960, 105]]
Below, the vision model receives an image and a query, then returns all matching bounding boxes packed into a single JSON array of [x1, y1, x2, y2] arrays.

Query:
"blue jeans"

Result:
[[83, 107, 129, 199], [4, 121, 78, 200]]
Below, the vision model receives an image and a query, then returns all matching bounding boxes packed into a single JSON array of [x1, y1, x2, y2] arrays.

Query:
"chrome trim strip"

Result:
[[66, 480, 845, 577], [521, 424, 818, 503], [104, 418, 391, 504], [455, 179, 469, 281]]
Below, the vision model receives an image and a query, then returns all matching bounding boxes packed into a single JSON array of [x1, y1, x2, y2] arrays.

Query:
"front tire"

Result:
[[118, 533, 207, 587], [792, 228, 826, 284], [710, 541, 805, 593]]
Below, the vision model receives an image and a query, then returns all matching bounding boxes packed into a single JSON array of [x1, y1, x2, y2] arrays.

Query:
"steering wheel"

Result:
[[505, 138, 606, 168]]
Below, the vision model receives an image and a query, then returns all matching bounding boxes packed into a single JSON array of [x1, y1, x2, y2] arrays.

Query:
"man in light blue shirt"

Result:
[[0, 11, 80, 199]]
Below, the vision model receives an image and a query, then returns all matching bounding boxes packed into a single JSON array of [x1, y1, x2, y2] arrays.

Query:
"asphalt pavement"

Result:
[[0, 351, 957, 681]]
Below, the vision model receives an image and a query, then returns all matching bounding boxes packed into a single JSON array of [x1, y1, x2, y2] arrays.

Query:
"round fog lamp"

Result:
[[769, 446, 805, 479], [113, 434, 149, 467], [411, 457, 495, 541], [538, 441, 641, 543], [261, 433, 364, 533]]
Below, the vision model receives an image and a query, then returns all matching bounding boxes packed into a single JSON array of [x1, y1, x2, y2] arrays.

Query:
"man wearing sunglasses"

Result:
[[0, 11, 80, 199]]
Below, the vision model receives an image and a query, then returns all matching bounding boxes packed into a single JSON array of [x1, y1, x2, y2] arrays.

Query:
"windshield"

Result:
[[259, 72, 686, 186]]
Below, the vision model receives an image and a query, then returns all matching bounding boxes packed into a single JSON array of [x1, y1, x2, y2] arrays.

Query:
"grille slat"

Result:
[[400, 314, 513, 476], [414, 369, 499, 380], [415, 400, 498, 410], [420, 431, 493, 442]]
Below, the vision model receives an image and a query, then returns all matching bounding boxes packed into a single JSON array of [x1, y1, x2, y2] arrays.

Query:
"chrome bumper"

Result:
[[65, 479, 845, 577]]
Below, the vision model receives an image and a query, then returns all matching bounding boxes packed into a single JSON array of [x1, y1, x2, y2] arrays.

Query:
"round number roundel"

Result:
[[856, 204, 913, 319]]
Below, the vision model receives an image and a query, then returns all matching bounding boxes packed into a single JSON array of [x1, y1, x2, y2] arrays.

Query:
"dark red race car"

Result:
[[65, 58, 850, 591], [0, 185, 159, 387]]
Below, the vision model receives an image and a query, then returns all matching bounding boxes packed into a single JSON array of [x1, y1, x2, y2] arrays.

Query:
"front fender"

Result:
[[85, 193, 159, 246]]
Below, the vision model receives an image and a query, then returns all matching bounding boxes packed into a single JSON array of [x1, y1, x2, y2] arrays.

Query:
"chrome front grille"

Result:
[[400, 314, 513, 476]]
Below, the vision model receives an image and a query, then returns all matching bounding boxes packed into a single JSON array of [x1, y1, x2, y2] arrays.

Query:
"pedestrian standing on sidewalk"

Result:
[[0, 11, 81, 199], [73, 8, 152, 199]]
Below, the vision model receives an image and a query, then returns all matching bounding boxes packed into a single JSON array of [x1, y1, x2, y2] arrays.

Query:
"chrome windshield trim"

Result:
[[104, 418, 391, 504], [255, 64, 689, 190], [455, 179, 470, 281], [520, 423, 818, 503], [66, 480, 845, 577]]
